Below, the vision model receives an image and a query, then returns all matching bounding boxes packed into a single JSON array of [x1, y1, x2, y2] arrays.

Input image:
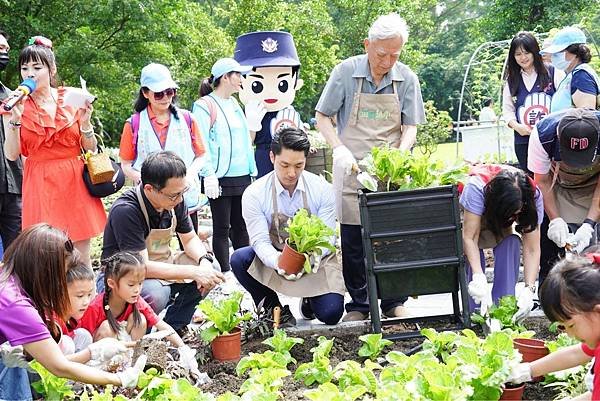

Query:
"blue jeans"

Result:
[[96, 273, 202, 331], [0, 360, 32, 401], [230, 246, 344, 325]]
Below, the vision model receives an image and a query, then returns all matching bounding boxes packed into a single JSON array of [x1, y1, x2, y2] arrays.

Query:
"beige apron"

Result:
[[550, 160, 600, 224], [247, 175, 345, 297], [333, 78, 403, 225], [136, 186, 197, 285]]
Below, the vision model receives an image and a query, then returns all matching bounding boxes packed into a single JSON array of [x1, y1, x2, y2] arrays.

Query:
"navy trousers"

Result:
[[230, 246, 344, 325]]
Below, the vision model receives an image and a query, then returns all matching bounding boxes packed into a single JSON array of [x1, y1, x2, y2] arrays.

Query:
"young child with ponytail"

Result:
[[78, 251, 199, 373]]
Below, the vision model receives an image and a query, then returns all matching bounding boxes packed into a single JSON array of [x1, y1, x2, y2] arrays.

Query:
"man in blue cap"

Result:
[[234, 31, 305, 178], [315, 13, 426, 322]]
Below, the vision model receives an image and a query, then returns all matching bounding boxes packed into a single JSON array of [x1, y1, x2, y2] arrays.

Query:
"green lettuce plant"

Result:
[[294, 336, 335, 386], [197, 291, 252, 342], [304, 382, 367, 401], [357, 333, 393, 361], [471, 295, 534, 335], [30, 360, 75, 400], [285, 209, 336, 273]]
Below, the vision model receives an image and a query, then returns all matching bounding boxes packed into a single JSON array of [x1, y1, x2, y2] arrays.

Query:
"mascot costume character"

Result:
[[234, 31, 304, 178]]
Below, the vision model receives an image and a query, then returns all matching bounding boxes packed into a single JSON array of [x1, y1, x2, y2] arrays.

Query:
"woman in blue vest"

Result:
[[119, 63, 206, 224], [502, 31, 563, 173], [540, 26, 600, 113], [192, 58, 257, 273]]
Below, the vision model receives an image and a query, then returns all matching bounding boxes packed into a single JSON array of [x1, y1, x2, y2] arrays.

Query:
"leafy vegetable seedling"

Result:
[[197, 291, 252, 342], [285, 209, 336, 273]]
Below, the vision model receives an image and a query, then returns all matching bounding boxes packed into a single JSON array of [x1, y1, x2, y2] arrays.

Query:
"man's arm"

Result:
[[586, 175, 600, 222], [535, 172, 560, 220], [521, 228, 540, 287], [178, 230, 209, 265], [315, 111, 342, 148], [397, 124, 417, 150]]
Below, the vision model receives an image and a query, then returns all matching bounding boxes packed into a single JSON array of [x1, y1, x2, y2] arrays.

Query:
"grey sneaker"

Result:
[[341, 311, 369, 322]]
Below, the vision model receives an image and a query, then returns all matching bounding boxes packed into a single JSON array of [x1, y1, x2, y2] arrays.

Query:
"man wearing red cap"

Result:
[[528, 108, 600, 286]]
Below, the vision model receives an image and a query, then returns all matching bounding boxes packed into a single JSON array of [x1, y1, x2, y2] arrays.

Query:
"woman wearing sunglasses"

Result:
[[2, 37, 106, 268], [191, 58, 257, 273], [119, 63, 206, 223], [0, 224, 145, 400]]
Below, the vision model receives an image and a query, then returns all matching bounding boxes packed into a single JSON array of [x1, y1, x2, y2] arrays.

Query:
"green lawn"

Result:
[[414, 142, 463, 164]]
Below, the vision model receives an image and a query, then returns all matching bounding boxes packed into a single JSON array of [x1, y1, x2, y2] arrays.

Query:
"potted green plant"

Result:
[[197, 291, 252, 362], [279, 209, 336, 275]]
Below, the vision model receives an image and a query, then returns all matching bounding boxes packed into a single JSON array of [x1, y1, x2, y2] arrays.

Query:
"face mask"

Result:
[[0, 52, 8, 71], [551, 51, 571, 71]]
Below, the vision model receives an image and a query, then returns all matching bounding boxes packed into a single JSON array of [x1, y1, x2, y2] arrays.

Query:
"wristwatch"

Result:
[[198, 253, 214, 264]]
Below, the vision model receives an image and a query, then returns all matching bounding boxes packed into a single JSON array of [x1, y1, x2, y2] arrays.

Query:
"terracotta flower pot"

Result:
[[513, 338, 549, 382], [211, 327, 242, 362], [278, 241, 306, 275], [500, 383, 525, 400]]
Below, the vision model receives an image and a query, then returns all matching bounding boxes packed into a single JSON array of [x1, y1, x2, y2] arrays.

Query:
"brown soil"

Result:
[[189, 315, 559, 400]]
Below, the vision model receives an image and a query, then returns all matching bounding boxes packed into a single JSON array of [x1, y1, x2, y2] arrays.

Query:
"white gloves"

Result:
[[276, 267, 304, 281], [178, 345, 198, 372], [514, 285, 535, 323], [88, 338, 128, 363], [0, 344, 30, 369], [547, 217, 570, 248], [203, 175, 220, 199], [245, 100, 267, 132], [468, 273, 489, 305], [116, 355, 147, 388], [507, 362, 532, 384], [332, 145, 357, 175], [571, 222, 595, 254]]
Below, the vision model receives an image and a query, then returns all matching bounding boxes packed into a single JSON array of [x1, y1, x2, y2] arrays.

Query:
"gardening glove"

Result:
[[507, 362, 532, 384], [585, 359, 594, 391], [116, 355, 147, 388], [514, 285, 535, 324], [178, 345, 198, 372], [332, 145, 357, 175], [245, 100, 267, 132], [276, 267, 304, 281], [0, 344, 31, 370], [468, 273, 489, 305], [203, 175, 220, 199], [88, 338, 128, 363], [547, 217, 570, 248], [571, 222, 595, 254]]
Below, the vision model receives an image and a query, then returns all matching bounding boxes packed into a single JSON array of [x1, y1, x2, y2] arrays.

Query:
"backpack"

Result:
[[130, 109, 193, 154], [195, 96, 218, 129]]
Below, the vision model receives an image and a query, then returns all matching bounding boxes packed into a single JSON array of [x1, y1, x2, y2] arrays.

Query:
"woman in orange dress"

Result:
[[3, 37, 106, 266]]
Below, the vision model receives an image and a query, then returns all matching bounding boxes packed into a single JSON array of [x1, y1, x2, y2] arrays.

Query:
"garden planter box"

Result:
[[358, 185, 470, 337], [304, 148, 333, 181]]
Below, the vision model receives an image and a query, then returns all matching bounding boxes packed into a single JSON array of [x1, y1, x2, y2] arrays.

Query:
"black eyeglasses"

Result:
[[154, 185, 189, 201], [153, 88, 176, 100]]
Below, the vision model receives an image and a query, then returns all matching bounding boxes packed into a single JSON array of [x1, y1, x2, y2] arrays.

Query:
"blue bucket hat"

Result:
[[234, 31, 300, 68], [211, 58, 253, 80], [140, 63, 178, 92], [540, 26, 587, 55]]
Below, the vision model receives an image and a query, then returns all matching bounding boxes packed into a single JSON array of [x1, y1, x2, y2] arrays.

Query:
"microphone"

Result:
[[3, 79, 36, 111]]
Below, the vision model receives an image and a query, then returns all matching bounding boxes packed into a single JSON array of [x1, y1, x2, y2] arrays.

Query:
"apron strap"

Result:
[[348, 77, 364, 127], [271, 174, 283, 243], [301, 175, 310, 215], [136, 185, 152, 231]]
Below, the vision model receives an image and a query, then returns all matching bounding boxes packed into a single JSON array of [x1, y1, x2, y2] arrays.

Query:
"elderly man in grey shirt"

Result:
[[315, 12, 426, 322]]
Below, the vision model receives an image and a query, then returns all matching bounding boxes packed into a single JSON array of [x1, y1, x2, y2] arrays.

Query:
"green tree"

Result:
[[417, 100, 452, 157]]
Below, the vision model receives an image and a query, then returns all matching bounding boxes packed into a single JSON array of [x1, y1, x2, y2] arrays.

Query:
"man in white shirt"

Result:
[[230, 128, 345, 326]]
